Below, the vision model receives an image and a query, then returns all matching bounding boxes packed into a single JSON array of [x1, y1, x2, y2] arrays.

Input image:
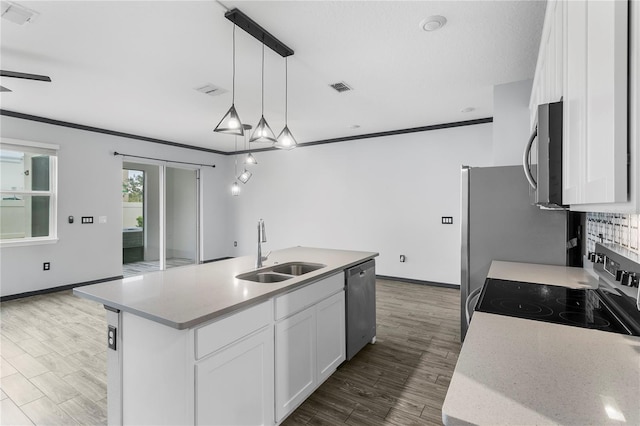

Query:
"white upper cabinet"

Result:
[[531, 0, 634, 210], [530, 0, 565, 131], [563, 0, 629, 207]]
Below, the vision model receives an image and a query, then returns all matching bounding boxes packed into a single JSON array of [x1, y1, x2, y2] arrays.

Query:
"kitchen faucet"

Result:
[[256, 219, 269, 268]]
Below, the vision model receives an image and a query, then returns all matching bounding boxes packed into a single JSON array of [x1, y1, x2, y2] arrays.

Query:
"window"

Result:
[[0, 138, 58, 246]]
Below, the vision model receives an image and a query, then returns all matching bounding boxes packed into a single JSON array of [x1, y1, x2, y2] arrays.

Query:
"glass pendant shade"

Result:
[[245, 153, 258, 165], [249, 116, 277, 143], [231, 181, 240, 196], [275, 125, 297, 150], [238, 169, 252, 183], [215, 104, 244, 136]]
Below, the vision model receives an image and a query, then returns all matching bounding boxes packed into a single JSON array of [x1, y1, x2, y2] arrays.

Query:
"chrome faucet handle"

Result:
[[262, 251, 271, 261]]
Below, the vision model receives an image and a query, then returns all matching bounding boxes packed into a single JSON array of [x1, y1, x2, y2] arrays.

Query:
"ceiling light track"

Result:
[[224, 8, 294, 58]]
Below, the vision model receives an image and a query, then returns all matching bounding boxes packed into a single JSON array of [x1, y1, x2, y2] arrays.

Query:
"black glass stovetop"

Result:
[[475, 278, 640, 336]]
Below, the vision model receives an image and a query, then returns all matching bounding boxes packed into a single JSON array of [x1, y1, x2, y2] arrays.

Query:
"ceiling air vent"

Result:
[[329, 81, 353, 93], [1, 1, 39, 25], [194, 83, 227, 97]]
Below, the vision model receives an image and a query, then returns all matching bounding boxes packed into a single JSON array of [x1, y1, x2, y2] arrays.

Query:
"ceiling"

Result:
[[0, 1, 546, 153]]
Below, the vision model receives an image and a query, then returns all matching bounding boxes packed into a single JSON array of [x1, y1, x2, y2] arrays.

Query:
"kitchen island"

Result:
[[442, 261, 640, 425], [74, 246, 378, 425]]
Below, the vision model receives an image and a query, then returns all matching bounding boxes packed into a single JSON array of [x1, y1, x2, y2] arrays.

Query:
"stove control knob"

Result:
[[596, 254, 605, 264], [620, 271, 632, 286], [615, 270, 624, 281]]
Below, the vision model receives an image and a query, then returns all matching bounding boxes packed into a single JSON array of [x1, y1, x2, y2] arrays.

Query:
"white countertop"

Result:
[[73, 247, 377, 329], [487, 260, 599, 289], [443, 261, 640, 426]]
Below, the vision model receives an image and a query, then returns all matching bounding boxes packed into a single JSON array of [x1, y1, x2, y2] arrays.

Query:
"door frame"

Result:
[[121, 159, 202, 270]]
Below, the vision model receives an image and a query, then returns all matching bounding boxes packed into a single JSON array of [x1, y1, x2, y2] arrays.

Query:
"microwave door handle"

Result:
[[523, 126, 538, 190]]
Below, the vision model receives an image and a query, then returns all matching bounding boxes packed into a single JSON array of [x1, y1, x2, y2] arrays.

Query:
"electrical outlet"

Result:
[[43, 262, 50, 271], [234, 241, 237, 247], [400, 255, 406, 263], [442, 216, 454, 224], [81, 216, 94, 224], [107, 326, 117, 350]]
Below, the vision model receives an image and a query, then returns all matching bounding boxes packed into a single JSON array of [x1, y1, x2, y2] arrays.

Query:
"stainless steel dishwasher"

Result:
[[345, 259, 376, 360]]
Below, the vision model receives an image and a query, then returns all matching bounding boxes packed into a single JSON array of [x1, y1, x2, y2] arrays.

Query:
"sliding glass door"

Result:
[[122, 162, 199, 277]]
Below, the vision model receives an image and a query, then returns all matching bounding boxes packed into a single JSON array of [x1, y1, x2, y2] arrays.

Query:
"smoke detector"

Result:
[[420, 15, 447, 32], [194, 83, 227, 97], [329, 81, 353, 93], [1, 1, 39, 25]]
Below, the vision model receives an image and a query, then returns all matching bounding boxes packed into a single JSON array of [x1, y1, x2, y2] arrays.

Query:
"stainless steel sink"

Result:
[[235, 272, 292, 283], [270, 262, 326, 276], [236, 262, 326, 283]]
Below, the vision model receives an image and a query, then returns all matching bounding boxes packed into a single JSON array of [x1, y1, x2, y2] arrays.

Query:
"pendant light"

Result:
[[237, 125, 252, 184], [250, 40, 277, 144], [231, 136, 240, 196], [215, 23, 244, 136], [242, 124, 258, 165], [275, 57, 297, 150]]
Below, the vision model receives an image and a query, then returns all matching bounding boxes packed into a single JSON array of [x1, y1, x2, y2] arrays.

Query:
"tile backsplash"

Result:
[[586, 212, 640, 255]]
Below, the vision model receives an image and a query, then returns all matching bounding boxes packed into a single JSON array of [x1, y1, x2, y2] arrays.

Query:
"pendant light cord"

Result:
[[232, 24, 236, 104], [234, 136, 238, 175], [285, 57, 288, 125], [261, 39, 265, 114]]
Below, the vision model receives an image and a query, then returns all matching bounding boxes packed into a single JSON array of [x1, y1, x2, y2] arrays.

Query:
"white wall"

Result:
[[229, 123, 493, 286], [0, 115, 232, 297], [493, 79, 533, 166]]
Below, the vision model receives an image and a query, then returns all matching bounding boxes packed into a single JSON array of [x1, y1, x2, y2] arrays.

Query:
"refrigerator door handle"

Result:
[[523, 126, 538, 190], [465, 286, 483, 327]]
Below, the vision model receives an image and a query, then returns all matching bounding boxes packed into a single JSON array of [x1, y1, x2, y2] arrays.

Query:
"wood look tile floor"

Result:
[[0, 279, 461, 425]]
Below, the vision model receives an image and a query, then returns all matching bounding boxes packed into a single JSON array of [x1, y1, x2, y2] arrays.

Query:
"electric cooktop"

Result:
[[475, 278, 640, 336]]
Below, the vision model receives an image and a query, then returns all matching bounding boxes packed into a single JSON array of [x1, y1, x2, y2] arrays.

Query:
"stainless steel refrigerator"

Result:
[[460, 165, 582, 341]]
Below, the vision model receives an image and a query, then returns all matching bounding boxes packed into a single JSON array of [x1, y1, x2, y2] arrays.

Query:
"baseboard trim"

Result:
[[1, 275, 123, 302], [376, 275, 459, 289], [202, 256, 234, 264]]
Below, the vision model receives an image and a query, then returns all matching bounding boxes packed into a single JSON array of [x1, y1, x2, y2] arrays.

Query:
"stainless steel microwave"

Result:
[[523, 101, 565, 208]]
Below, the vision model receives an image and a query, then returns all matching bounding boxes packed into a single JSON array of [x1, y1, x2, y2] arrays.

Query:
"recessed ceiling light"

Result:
[[461, 107, 475, 113], [420, 15, 447, 32]]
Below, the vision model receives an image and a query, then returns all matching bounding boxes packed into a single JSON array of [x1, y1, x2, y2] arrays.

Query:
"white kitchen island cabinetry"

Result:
[[195, 301, 274, 426], [74, 247, 377, 426], [274, 272, 345, 422]]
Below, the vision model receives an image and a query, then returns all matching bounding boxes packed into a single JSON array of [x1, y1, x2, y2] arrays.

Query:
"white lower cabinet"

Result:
[[316, 291, 346, 383], [274, 273, 346, 423], [196, 326, 274, 426], [275, 306, 316, 422]]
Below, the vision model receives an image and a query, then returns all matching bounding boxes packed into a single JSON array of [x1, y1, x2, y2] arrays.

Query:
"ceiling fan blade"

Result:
[[0, 85, 12, 92], [0, 70, 51, 82]]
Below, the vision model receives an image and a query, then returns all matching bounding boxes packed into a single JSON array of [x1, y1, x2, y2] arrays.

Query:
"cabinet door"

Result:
[[275, 306, 316, 422], [564, 0, 628, 205], [316, 291, 346, 384], [196, 327, 274, 426]]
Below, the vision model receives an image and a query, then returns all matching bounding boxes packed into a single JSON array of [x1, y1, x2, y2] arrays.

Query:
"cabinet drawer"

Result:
[[195, 301, 271, 360], [274, 272, 344, 321]]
